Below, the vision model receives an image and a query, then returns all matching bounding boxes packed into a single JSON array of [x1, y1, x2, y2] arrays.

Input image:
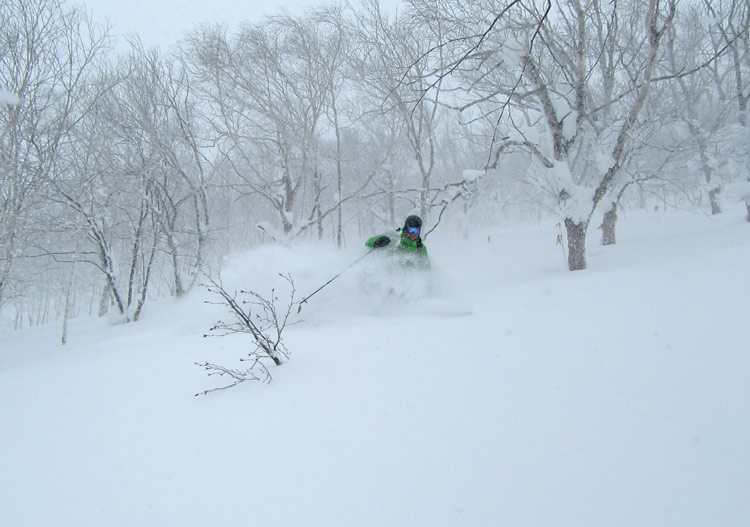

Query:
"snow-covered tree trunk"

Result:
[[98, 282, 112, 317], [584, 0, 675, 265], [60, 236, 83, 345], [708, 188, 723, 215], [601, 202, 618, 246], [165, 229, 185, 298], [668, 37, 724, 215], [331, 96, 345, 248], [565, 218, 588, 271]]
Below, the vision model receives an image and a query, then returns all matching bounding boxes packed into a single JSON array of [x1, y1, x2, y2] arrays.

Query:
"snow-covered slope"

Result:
[[2, 206, 748, 526]]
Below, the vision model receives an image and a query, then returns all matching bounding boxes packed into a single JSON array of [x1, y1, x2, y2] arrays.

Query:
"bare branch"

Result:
[[196, 273, 298, 395]]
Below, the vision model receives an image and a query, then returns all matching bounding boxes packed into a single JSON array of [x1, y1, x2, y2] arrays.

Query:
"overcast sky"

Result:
[[77, 0, 404, 51]]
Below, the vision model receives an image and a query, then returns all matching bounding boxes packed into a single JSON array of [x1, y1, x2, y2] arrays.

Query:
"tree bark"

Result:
[[708, 187, 723, 215], [166, 231, 185, 298], [601, 202, 618, 246], [98, 282, 112, 317], [564, 218, 588, 271]]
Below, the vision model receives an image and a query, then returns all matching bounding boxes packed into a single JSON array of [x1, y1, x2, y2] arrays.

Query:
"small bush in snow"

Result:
[[195, 274, 299, 395]]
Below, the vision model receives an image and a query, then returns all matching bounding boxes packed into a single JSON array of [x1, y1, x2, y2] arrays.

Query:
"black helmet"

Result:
[[404, 215, 422, 230]]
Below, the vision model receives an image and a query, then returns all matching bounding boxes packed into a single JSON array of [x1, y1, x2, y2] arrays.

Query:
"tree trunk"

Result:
[[601, 202, 618, 246], [166, 231, 185, 298], [708, 187, 722, 215], [0, 224, 17, 311], [98, 282, 112, 317], [745, 198, 750, 222], [61, 288, 72, 345], [332, 96, 344, 248], [61, 240, 82, 345], [133, 235, 158, 322], [565, 218, 588, 271], [386, 172, 395, 226]]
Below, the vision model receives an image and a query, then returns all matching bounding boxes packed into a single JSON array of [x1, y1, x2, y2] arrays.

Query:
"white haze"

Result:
[[79, 0, 405, 51]]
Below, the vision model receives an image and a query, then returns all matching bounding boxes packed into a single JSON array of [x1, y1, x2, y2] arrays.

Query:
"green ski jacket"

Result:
[[365, 230, 430, 269]]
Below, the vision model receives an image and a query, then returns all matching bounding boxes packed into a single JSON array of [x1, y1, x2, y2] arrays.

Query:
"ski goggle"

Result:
[[406, 226, 420, 235]]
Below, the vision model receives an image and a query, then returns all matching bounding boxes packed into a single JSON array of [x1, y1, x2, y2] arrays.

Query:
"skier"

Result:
[[365, 215, 430, 269]]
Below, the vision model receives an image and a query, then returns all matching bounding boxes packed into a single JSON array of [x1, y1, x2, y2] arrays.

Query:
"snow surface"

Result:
[[2, 205, 749, 526]]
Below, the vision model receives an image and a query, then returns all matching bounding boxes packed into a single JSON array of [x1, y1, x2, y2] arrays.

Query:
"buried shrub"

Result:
[[195, 273, 298, 396]]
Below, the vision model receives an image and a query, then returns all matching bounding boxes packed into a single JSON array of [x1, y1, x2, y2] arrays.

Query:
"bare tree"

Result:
[[351, 0, 452, 222], [0, 0, 108, 309], [704, 0, 750, 216], [185, 11, 348, 238], [125, 41, 213, 296], [50, 58, 164, 323], [410, 0, 677, 270], [704, 0, 749, 125]]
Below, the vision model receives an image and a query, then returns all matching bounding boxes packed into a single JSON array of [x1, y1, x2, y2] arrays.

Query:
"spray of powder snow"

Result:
[[214, 242, 471, 326]]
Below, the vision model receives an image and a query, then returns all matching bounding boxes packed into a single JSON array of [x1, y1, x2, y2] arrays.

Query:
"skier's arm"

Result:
[[365, 234, 392, 248]]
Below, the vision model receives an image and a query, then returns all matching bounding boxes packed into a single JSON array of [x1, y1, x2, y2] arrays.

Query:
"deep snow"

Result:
[[1, 205, 749, 526]]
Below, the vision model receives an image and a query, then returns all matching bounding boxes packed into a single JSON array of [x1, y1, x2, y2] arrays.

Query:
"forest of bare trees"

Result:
[[1, 0, 748, 329]]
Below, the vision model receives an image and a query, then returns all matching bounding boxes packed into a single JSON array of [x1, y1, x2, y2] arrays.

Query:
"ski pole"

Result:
[[297, 248, 376, 313]]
